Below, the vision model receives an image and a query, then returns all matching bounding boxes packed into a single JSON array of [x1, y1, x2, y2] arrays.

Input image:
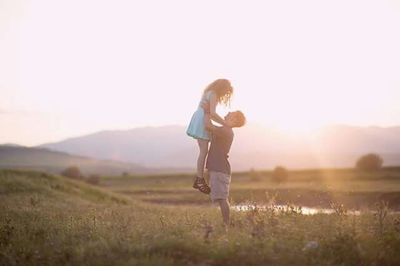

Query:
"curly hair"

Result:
[[203, 79, 233, 106]]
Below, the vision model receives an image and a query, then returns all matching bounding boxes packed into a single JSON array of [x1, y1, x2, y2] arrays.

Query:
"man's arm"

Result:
[[204, 113, 214, 132], [202, 102, 228, 136], [205, 113, 227, 137], [208, 93, 226, 126]]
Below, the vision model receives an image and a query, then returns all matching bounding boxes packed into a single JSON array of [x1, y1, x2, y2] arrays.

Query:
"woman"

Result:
[[186, 78, 233, 194]]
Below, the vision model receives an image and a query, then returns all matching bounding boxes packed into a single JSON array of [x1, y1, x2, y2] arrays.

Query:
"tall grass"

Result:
[[1, 170, 400, 265]]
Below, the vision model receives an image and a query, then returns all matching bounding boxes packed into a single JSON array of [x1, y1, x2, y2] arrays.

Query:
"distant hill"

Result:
[[0, 169, 130, 204], [39, 125, 194, 168], [0, 145, 149, 176], [2, 143, 24, 147], [37, 124, 400, 170]]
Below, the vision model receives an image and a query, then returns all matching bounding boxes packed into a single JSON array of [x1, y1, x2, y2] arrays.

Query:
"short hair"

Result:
[[232, 111, 246, 127]]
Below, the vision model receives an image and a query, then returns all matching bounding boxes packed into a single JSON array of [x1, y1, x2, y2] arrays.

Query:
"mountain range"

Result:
[[0, 145, 148, 175], [36, 124, 400, 171]]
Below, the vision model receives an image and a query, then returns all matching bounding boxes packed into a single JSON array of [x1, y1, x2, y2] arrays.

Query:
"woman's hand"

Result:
[[201, 102, 210, 114]]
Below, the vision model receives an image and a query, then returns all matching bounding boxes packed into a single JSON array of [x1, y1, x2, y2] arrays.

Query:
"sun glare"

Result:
[[272, 120, 323, 135]]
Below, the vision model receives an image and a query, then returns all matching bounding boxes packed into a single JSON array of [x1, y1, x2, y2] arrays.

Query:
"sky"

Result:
[[1, 0, 400, 146]]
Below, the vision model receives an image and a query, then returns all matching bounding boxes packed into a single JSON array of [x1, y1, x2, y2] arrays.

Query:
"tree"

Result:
[[122, 172, 129, 177], [86, 174, 100, 185], [272, 166, 289, 183], [356, 153, 383, 171], [61, 166, 82, 180]]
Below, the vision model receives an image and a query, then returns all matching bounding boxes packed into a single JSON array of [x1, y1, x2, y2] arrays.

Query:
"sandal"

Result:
[[193, 177, 211, 194]]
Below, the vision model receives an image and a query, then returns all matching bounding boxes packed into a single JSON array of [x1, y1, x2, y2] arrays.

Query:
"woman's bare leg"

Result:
[[196, 139, 209, 179]]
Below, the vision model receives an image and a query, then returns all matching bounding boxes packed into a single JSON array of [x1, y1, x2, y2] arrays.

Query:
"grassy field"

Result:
[[1, 169, 400, 265], [101, 168, 400, 209]]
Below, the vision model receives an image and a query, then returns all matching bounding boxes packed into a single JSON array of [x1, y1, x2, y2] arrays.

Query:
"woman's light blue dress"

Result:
[[186, 91, 213, 141]]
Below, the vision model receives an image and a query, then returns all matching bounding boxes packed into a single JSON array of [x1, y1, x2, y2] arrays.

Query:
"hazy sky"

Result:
[[1, 0, 400, 146]]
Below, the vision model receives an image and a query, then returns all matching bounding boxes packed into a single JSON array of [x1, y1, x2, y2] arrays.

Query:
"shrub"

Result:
[[272, 166, 288, 183], [356, 153, 383, 171], [86, 174, 100, 185], [61, 166, 83, 180]]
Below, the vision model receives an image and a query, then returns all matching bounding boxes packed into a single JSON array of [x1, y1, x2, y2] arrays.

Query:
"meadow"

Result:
[[1, 168, 400, 265], [101, 168, 400, 209]]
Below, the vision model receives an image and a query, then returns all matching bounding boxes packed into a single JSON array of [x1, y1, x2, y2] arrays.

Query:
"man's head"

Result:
[[225, 111, 246, 128]]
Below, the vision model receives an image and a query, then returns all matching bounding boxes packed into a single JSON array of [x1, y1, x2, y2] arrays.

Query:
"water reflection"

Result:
[[232, 204, 361, 215]]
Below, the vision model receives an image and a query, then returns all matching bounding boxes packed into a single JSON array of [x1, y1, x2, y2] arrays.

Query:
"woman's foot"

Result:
[[193, 177, 211, 194]]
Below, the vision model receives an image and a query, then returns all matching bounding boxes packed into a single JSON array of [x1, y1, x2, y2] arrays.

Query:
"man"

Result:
[[202, 111, 246, 226]]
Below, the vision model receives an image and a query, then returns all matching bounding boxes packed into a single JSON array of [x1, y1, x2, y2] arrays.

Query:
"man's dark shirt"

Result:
[[206, 126, 234, 175]]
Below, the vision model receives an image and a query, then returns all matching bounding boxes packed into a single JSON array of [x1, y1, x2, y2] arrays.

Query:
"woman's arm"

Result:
[[208, 92, 227, 126]]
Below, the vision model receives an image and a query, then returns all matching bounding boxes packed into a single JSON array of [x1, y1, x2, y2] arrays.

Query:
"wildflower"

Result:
[[302, 241, 319, 251]]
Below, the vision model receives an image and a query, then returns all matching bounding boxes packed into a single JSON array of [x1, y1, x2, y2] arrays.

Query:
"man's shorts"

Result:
[[209, 171, 231, 202]]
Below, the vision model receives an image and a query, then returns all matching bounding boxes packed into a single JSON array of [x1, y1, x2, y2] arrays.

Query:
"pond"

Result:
[[232, 204, 363, 215]]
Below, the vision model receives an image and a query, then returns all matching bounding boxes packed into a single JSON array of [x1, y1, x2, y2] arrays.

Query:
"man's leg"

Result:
[[216, 199, 230, 226]]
